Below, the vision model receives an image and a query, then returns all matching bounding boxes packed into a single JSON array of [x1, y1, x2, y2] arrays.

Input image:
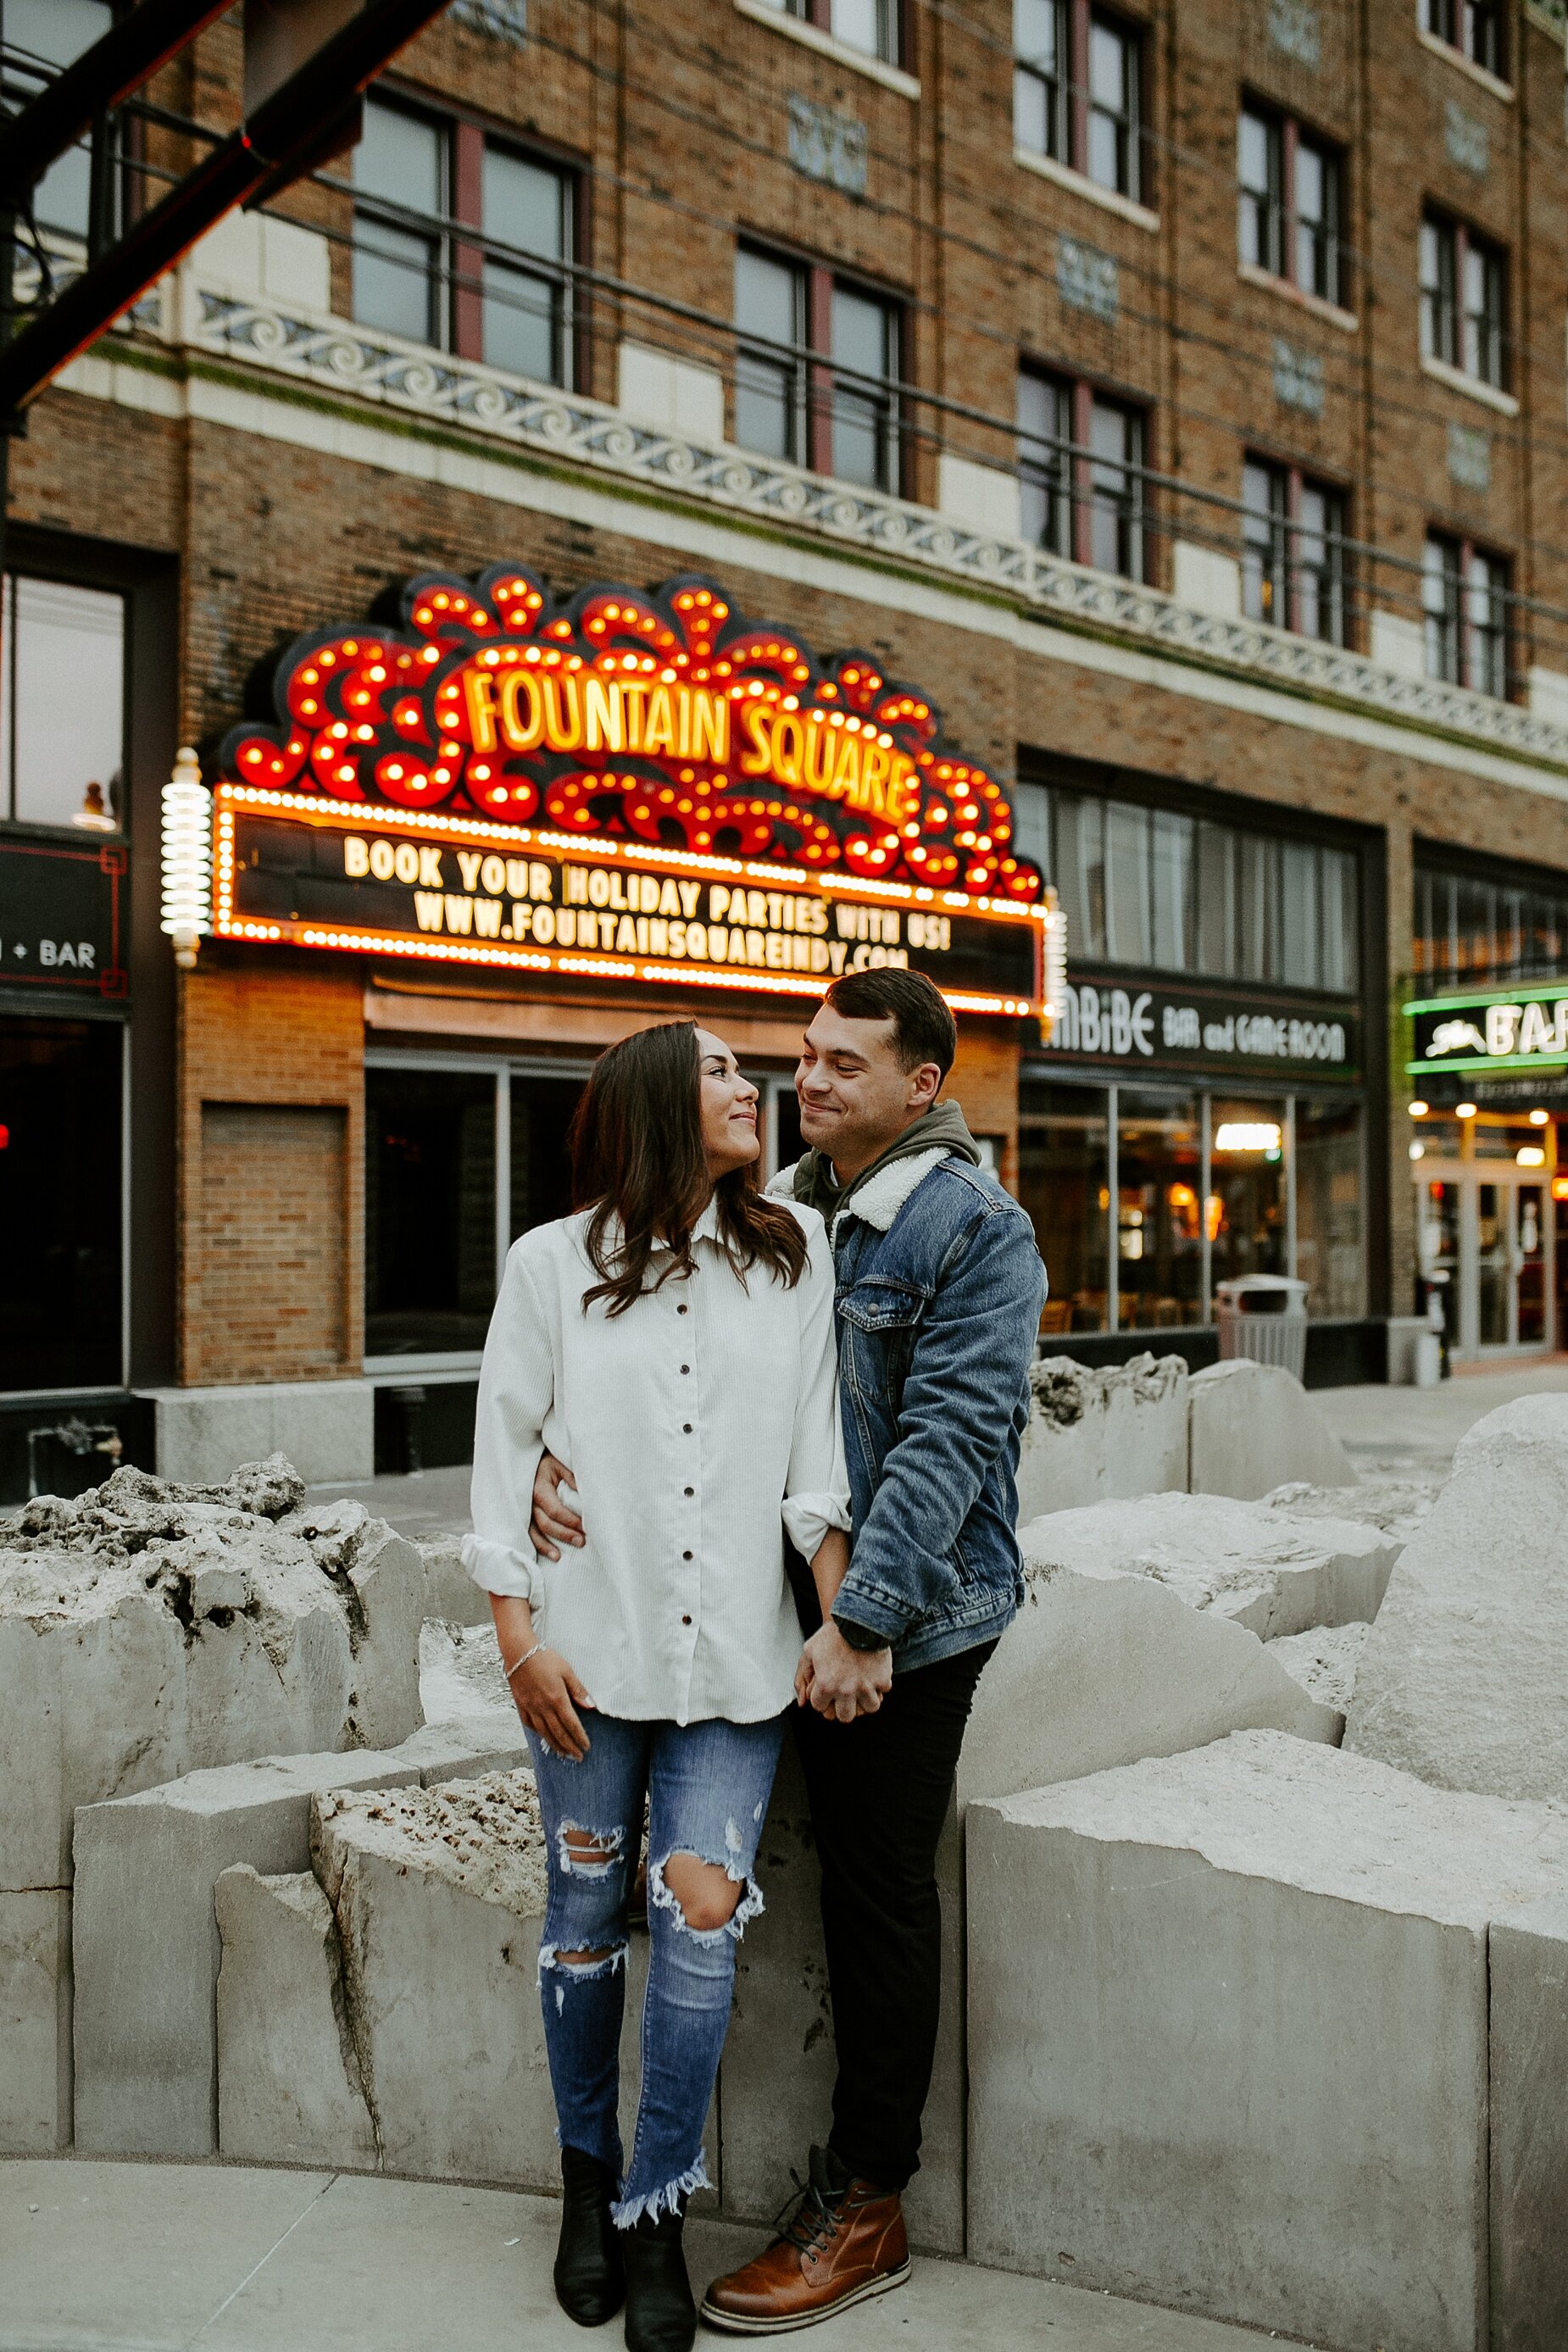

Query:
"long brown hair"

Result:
[[568, 1020, 809, 1315]]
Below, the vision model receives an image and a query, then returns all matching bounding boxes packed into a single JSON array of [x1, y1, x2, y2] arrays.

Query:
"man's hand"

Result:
[[795, 1621, 892, 1722], [530, 1451, 584, 1561]]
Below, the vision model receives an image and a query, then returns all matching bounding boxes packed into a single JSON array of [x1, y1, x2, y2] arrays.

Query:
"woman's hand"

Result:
[[508, 1644, 597, 1760], [490, 1593, 595, 1759]]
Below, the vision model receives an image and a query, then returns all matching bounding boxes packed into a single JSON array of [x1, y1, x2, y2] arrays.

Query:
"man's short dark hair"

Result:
[[824, 967, 957, 1078]]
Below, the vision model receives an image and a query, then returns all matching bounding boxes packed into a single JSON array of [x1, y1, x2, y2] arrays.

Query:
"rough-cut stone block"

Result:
[[1490, 1895, 1568, 2352], [0, 1460, 426, 1895], [720, 1735, 962, 2255], [312, 1774, 557, 2189], [1266, 1475, 1435, 1548], [960, 1545, 1339, 1813], [1266, 1620, 1371, 1717], [1017, 1490, 1395, 1641], [0, 1891, 71, 2154], [73, 1748, 421, 2158], [1016, 1353, 1187, 1521], [396, 1717, 530, 1788], [967, 1732, 1568, 2352], [418, 1621, 516, 1738], [1187, 1359, 1357, 1499], [418, 1533, 494, 1627], [215, 1865, 377, 2169], [1347, 1395, 1568, 1804]]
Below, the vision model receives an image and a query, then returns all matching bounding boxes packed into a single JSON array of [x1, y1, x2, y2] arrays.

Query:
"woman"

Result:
[[462, 1020, 850, 2352]]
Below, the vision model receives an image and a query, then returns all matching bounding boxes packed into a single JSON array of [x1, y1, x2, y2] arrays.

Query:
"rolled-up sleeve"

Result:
[[781, 1219, 852, 1562], [461, 1243, 553, 1600]]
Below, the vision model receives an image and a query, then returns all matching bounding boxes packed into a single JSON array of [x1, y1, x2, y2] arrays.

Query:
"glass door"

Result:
[[1415, 1161, 1554, 1358]]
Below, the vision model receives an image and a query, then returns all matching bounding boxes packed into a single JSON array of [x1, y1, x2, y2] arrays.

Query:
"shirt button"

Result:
[[680, 1364, 690, 1375], [682, 1550, 692, 1561], [681, 1614, 692, 1626], [684, 1486, 694, 1497], [682, 1423, 692, 1433], [678, 1304, 688, 1315]]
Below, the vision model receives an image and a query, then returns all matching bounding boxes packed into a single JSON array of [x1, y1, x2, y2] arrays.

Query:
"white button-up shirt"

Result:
[[462, 1196, 849, 1724]]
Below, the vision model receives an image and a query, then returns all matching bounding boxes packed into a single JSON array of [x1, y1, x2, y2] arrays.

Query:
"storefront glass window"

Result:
[[366, 1069, 498, 1356], [1, 574, 125, 828], [1016, 777, 1359, 995], [1017, 1081, 1110, 1333], [1209, 1098, 1287, 1290], [508, 1074, 585, 1239], [1294, 1098, 1365, 1319], [1413, 855, 1568, 990], [0, 1019, 122, 1392], [1116, 1090, 1202, 1329]]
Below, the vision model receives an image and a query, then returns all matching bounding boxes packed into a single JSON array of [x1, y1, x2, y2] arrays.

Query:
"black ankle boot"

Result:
[[621, 2208, 695, 2352], [554, 2146, 624, 2327]]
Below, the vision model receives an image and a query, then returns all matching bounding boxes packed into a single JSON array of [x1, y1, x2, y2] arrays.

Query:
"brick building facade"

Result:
[[5, 0, 1568, 1492]]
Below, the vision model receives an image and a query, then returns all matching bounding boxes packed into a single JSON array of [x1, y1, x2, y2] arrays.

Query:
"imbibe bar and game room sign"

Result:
[[214, 568, 1058, 1018]]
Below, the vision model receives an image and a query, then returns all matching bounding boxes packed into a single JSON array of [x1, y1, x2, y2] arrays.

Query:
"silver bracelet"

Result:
[[503, 1640, 545, 1684]]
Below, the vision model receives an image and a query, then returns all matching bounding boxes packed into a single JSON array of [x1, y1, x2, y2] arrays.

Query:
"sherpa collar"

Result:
[[769, 1145, 952, 1240]]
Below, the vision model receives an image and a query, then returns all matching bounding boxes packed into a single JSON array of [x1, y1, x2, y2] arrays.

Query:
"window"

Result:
[[354, 97, 449, 347], [3, 0, 114, 242], [734, 247, 900, 491], [1016, 1081, 1111, 1333], [1414, 854, 1568, 988], [1237, 103, 1343, 306], [1423, 531, 1509, 698], [753, 0, 902, 65], [1241, 459, 1348, 644], [1015, 1, 1145, 204], [1, 574, 125, 829], [1019, 777, 1359, 992], [1423, 0, 1504, 79], [353, 92, 575, 381], [1018, 370, 1147, 581], [481, 147, 573, 384], [1421, 212, 1505, 389], [0, 1019, 124, 1393]]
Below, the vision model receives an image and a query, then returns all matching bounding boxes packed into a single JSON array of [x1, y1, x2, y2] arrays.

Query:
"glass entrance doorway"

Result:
[[1415, 1154, 1554, 1358]]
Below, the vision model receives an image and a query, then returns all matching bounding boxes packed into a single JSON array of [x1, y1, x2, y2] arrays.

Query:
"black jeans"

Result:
[[792, 1639, 996, 2193]]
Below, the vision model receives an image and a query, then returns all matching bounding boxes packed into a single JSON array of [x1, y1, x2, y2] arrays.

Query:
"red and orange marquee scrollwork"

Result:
[[219, 567, 1043, 904]]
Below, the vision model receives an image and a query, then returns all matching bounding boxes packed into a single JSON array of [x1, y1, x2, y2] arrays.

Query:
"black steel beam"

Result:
[[0, 0, 451, 416], [0, 1, 231, 212]]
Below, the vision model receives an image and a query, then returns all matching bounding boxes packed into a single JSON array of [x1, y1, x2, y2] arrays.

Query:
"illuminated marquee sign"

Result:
[[1407, 982, 1568, 1076], [214, 567, 1055, 1017]]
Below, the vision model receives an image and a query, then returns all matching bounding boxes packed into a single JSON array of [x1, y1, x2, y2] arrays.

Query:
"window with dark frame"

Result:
[[752, 0, 903, 67], [1241, 458, 1348, 645], [1, 572, 125, 830], [1422, 0, 1504, 80], [1420, 210, 1506, 389], [2, 0, 115, 244], [353, 91, 575, 384], [1237, 101, 1343, 307], [1015, 0, 1146, 205], [734, 246, 901, 492], [1018, 369, 1147, 581], [1422, 531, 1510, 699]]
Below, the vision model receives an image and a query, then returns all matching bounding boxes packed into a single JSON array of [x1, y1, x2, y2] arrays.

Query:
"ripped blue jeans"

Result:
[[528, 1710, 784, 2227]]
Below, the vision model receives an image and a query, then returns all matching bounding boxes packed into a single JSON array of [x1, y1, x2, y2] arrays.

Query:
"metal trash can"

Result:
[[1215, 1275, 1309, 1381]]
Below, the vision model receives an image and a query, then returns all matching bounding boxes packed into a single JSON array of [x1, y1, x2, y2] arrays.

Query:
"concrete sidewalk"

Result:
[[0, 2158, 1291, 2352]]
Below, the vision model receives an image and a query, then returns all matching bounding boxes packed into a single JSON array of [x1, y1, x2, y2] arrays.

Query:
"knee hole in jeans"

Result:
[[655, 1849, 752, 1935], [558, 1820, 625, 1879]]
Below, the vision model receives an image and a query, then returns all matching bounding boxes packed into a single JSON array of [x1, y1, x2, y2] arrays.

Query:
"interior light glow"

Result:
[[1517, 1146, 1547, 1167], [1409, 1101, 1429, 1118], [1554, 1176, 1568, 1202], [1456, 1103, 1477, 1119], [1214, 1122, 1283, 1154], [1529, 1108, 1550, 1126], [1410, 1142, 1426, 1160]]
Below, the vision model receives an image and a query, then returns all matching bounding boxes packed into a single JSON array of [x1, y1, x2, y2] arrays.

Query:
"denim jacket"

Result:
[[774, 1149, 1047, 1673]]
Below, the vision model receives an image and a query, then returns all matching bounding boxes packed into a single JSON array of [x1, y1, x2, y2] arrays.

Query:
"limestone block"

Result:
[[1347, 1395, 1568, 1804], [418, 1533, 493, 1627], [396, 1716, 530, 1787], [1266, 1474, 1435, 1549], [961, 1527, 1339, 1814], [1015, 1490, 1396, 1643], [418, 1620, 517, 1741], [0, 1891, 71, 2154], [312, 1774, 557, 2188], [719, 1735, 964, 2255], [0, 1460, 429, 1896], [1266, 1620, 1371, 1717], [73, 1748, 421, 2158], [146, 1382, 374, 1487], [1187, 1358, 1357, 1499], [1015, 1353, 1187, 1521], [214, 1865, 377, 2170], [967, 1731, 1568, 2352], [1489, 1895, 1568, 2352]]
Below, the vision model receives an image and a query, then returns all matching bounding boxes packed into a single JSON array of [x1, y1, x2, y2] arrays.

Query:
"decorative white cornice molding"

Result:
[[118, 280, 1568, 776]]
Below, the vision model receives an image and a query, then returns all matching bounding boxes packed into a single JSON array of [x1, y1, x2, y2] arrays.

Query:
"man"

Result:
[[531, 970, 1045, 2333]]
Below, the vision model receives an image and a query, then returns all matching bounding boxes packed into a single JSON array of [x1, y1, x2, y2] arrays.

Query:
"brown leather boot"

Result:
[[700, 2146, 910, 2334]]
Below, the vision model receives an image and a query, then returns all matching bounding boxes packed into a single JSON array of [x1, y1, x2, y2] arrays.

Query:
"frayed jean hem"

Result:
[[611, 2155, 712, 2230]]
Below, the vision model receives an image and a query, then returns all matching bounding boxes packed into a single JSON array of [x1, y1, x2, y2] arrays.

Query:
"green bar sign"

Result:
[[1405, 981, 1568, 1076]]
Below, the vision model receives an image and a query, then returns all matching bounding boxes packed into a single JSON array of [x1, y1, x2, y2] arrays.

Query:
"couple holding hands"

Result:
[[463, 967, 1044, 2350]]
